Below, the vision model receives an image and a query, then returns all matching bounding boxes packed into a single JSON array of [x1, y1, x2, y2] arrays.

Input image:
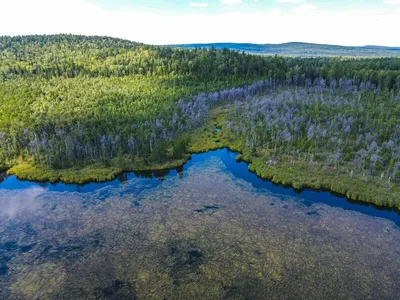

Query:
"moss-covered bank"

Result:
[[6, 156, 191, 185]]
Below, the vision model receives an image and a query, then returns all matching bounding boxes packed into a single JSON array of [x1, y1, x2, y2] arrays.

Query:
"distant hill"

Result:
[[170, 42, 400, 57]]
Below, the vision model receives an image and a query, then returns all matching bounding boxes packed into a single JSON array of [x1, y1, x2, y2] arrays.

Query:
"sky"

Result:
[[0, 0, 400, 46]]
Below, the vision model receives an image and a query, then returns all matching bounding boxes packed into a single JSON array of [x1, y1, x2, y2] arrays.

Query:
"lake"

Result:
[[0, 149, 399, 299]]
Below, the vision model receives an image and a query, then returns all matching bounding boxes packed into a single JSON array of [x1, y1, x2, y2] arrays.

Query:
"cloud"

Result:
[[276, 0, 304, 3], [221, 0, 242, 5], [293, 4, 317, 14], [189, 2, 209, 7], [0, 188, 46, 219], [384, 0, 400, 4]]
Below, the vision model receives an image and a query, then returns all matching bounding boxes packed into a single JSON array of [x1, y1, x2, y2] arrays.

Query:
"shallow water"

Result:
[[0, 150, 399, 299]]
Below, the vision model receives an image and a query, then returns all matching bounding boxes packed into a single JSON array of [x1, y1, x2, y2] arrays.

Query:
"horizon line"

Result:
[[1, 33, 400, 49]]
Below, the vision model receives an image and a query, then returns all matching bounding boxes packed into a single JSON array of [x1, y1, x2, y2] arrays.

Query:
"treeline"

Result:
[[284, 57, 400, 91], [0, 35, 282, 81], [1, 35, 400, 90]]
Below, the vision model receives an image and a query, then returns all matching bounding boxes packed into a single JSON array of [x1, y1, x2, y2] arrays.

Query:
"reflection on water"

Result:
[[0, 152, 400, 299], [0, 172, 6, 184]]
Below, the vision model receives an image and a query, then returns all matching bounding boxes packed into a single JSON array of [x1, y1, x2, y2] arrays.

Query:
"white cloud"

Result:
[[384, 0, 400, 4], [276, 0, 304, 3], [189, 2, 209, 7], [293, 4, 317, 14], [0, 188, 46, 219], [0, 0, 399, 47], [221, 0, 242, 5]]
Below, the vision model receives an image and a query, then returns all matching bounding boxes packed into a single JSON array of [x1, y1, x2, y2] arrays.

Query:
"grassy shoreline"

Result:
[[4, 108, 400, 211], [6, 156, 191, 185]]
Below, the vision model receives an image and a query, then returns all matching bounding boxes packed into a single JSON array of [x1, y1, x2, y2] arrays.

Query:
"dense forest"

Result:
[[0, 35, 288, 169], [1, 35, 400, 208]]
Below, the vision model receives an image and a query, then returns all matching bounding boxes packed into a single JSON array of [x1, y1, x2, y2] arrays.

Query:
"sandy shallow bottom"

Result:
[[0, 157, 399, 299]]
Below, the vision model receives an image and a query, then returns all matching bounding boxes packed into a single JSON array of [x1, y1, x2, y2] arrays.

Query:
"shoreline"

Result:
[[3, 110, 400, 211], [3, 143, 400, 213], [3, 145, 400, 213]]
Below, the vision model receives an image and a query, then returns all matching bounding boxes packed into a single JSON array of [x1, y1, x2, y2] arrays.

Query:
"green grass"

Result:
[[188, 107, 228, 153], [6, 155, 193, 185], [7, 162, 123, 185]]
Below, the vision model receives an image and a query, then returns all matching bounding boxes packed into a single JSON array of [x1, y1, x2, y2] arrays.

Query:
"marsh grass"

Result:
[[6, 157, 191, 185], [7, 161, 123, 184]]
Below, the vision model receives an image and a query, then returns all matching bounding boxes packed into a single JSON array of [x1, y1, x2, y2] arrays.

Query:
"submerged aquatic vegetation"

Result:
[[0, 156, 399, 299]]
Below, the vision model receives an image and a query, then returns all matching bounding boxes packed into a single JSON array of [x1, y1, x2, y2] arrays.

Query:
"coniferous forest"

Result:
[[1, 35, 400, 208]]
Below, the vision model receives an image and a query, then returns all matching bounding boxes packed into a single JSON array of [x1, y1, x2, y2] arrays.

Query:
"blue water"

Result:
[[1, 148, 399, 226]]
